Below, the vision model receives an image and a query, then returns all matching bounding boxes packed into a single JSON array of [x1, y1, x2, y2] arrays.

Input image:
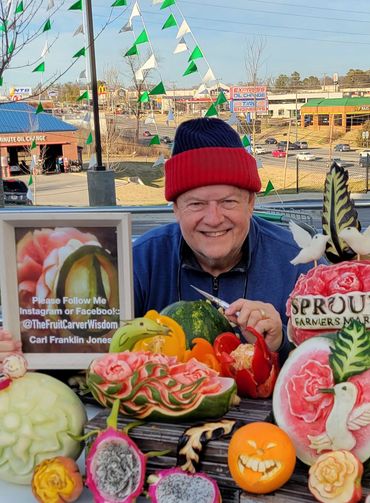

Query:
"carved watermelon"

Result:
[[160, 300, 233, 348], [87, 351, 239, 422], [273, 320, 370, 466]]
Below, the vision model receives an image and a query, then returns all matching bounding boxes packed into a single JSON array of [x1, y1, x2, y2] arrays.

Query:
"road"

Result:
[[6, 170, 370, 232]]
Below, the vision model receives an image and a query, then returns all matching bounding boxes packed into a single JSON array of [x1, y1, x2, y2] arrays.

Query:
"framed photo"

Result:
[[0, 212, 133, 369]]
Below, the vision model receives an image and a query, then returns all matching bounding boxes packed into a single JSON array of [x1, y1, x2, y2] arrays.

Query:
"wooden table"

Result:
[[85, 398, 370, 502]]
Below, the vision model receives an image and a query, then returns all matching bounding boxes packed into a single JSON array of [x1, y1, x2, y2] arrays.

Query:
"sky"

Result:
[[5, 0, 370, 93]]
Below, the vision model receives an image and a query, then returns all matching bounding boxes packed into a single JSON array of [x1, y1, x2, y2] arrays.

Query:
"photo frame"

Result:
[[0, 212, 133, 369]]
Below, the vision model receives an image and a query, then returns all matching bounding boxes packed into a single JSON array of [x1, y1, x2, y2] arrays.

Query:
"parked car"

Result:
[[253, 145, 268, 155], [9, 164, 22, 175], [161, 136, 173, 144], [332, 158, 352, 168], [264, 137, 277, 144], [272, 149, 287, 158], [296, 151, 316, 161], [3, 179, 32, 205], [295, 141, 309, 149], [334, 143, 350, 152], [143, 130, 154, 137], [277, 141, 299, 150], [359, 150, 370, 166]]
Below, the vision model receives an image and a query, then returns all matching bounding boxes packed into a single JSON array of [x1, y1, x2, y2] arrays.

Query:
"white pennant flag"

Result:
[[27, 185, 33, 202], [141, 54, 156, 71], [166, 109, 174, 123], [176, 20, 191, 39], [226, 113, 240, 126], [144, 114, 155, 125], [152, 0, 162, 4], [202, 68, 216, 84], [194, 83, 209, 98], [79, 69, 87, 80], [135, 68, 144, 81], [83, 112, 91, 123], [47, 0, 54, 10], [119, 21, 132, 33], [129, 2, 141, 24], [88, 153, 97, 170], [41, 41, 49, 58], [173, 37, 187, 54], [152, 153, 165, 167], [30, 154, 37, 173], [73, 24, 84, 36]]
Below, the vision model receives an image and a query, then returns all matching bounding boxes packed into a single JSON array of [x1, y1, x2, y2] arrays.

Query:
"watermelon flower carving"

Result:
[[87, 351, 239, 421]]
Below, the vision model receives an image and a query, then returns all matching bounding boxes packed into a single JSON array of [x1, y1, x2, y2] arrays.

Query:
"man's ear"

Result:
[[173, 201, 180, 222]]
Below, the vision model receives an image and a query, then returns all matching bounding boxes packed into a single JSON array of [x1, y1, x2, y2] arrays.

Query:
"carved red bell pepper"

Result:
[[213, 328, 279, 398]]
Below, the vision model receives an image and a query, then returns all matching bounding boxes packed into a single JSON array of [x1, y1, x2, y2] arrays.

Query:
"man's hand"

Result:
[[225, 299, 283, 352]]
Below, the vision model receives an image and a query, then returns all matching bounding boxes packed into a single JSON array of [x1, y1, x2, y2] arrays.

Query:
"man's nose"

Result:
[[202, 201, 224, 224]]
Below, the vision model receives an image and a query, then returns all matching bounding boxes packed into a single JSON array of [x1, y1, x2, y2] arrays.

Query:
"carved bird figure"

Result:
[[308, 382, 370, 453], [338, 226, 370, 260], [289, 220, 329, 267]]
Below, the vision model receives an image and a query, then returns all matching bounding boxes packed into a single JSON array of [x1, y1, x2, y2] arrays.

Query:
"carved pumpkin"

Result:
[[228, 422, 296, 494]]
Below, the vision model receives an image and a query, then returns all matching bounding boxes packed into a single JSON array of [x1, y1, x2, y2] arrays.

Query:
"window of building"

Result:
[[318, 114, 329, 125], [303, 114, 313, 126], [278, 109, 285, 116], [334, 114, 342, 126]]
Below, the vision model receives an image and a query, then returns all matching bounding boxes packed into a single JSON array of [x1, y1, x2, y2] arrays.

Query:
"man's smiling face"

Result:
[[173, 185, 255, 276]]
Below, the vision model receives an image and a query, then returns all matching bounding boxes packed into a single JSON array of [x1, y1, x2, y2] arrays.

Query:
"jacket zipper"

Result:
[[212, 276, 219, 296]]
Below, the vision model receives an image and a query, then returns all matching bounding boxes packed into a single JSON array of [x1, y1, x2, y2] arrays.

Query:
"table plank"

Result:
[[85, 398, 370, 503]]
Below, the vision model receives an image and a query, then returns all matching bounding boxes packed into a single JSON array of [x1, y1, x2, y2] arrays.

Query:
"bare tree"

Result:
[[0, 0, 65, 82], [244, 37, 268, 146], [123, 52, 155, 144]]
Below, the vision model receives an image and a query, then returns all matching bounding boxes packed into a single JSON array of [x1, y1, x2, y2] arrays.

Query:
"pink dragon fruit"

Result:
[[148, 467, 221, 503], [84, 400, 146, 502]]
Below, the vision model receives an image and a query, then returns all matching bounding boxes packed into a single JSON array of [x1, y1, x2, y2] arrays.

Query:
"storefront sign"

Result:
[[0, 135, 46, 143], [0, 212, 133, 369]]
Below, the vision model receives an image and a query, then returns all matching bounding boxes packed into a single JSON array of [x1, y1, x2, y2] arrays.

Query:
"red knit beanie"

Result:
[[165, 117, 261, 201]]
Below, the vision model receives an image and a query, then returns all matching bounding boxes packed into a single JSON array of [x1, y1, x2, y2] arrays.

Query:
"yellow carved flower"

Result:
[[32, 456, 83, 503]]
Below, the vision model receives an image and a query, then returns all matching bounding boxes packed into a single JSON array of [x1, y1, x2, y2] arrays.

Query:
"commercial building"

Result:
[[0, 101, 79, 176], [300, 97, 370, 132]]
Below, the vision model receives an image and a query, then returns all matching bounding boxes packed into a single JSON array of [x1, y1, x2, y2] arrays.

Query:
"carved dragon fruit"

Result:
[[148, 467, 221, 503], [82, 400, 167, 503]]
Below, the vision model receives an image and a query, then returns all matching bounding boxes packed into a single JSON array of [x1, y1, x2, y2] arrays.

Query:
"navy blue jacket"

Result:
[[133, 216, 317, 363]]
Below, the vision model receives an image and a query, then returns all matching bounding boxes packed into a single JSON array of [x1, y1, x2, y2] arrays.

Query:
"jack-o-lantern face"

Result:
[[228, 422, 296, 494]]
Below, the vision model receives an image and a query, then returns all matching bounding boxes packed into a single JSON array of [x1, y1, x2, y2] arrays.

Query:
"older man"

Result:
[[133, 118, 315, 363]]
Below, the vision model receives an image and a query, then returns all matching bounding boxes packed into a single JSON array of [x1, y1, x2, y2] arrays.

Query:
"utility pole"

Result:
[[85, 0, 116, 206]]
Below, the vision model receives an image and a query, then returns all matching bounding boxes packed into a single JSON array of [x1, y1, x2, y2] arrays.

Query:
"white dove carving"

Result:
[[308, 382, 370, 453], [289, 220, 329, 267], [338, 226, 370, 260]]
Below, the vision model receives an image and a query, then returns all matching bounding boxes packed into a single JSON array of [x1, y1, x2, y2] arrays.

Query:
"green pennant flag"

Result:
[[162, 14, 177, 29], [242, 135, 250, 147], [264, 180, 275, 196], [134, 29, 149, 45], [8, 41, 14, 55], [138, 91, 149, 103], [31, 140, 37, 150], [149, 135, 160, 145], [183, 61, 197, 76], [124, 44, 138, 57], [215, 91, 228, 106], [32, 62, 45, 72], [160, 0, 175, 9], [0, 21, 8, 32], [0, 77, 3, 86], [77, 90, 89, 101], [43, 18, 52, 32], [86, 132, 93, 145], [188, 45, 203, 62], [28, 174, 33, 186], [35, 102, 44, 114], [111, 0, 127, 5], [149, 81, 166, 95], [69, 0, 82, 10], [205, 104, 218, 117], [73, 47, 86, 58], [15, 1, 24, 14]]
